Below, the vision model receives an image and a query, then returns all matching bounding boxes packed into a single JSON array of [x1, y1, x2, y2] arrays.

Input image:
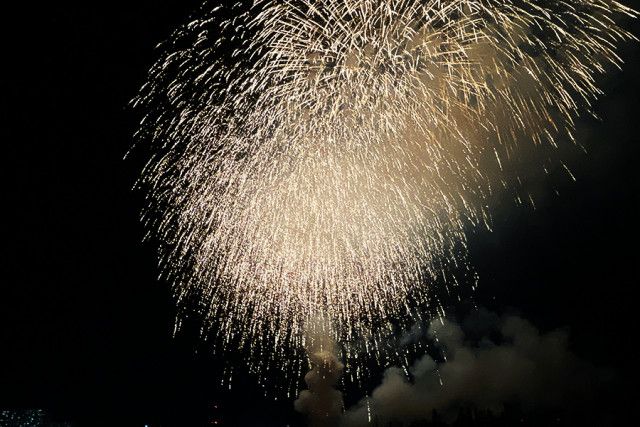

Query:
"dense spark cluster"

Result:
[[134, 0, 635, 389]]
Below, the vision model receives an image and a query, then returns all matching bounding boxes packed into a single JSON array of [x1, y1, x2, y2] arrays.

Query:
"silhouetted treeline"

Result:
[[375, 403, 628, 427]]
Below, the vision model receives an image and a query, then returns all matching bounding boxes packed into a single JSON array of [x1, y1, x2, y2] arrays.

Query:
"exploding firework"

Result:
[[133, 0, 635, 392]]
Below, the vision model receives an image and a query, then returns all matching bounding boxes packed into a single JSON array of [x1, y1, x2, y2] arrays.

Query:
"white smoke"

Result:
[[295, 325, 345, 427], [341, 310, 602, 426]]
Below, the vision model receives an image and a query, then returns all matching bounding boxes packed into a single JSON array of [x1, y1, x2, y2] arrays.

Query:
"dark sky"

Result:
[[2, 2, 639, 426]]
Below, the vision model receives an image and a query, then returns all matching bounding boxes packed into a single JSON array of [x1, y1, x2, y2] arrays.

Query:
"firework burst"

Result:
[[134, 0, 635, 392]]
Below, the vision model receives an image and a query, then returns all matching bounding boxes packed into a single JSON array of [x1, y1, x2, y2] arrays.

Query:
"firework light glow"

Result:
[[134, 0, 636, 393]]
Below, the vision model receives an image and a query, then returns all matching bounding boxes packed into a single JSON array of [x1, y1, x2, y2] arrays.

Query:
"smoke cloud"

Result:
[[295, 326, 345, 427], [341, 309, 604, 426]]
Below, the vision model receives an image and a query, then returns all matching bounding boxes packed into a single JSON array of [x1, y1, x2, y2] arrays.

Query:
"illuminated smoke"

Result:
[[295, 320, 344, 426], [134, 0, 636, 390], [341, 311, 604, 426]]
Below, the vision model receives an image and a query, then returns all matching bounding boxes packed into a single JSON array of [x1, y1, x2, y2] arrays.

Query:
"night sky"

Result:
[[2, 2, 639, 426]]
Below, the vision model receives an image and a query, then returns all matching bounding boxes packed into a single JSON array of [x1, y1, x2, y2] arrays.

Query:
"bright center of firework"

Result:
[[135, 0, 635, 389]]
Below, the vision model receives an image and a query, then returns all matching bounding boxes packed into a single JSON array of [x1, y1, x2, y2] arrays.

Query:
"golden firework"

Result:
[[134, 0, 636, 391]]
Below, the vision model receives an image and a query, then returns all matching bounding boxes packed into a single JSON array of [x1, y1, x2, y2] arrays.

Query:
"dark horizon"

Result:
[[2, 1, 639, 426]]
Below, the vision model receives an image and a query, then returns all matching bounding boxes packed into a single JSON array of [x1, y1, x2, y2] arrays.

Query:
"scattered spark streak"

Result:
[[133, 0, 636, 392]]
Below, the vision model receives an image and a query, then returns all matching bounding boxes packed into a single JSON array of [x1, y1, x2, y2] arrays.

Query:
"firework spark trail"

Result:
[[134, 0, 636, 390]]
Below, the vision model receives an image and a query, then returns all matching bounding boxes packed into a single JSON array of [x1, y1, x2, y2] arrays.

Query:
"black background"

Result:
[[2, 2, 639, 426]]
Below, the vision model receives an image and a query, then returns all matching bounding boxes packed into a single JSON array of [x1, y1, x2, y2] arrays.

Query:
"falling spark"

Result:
[[133, 0, 636, 392]]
